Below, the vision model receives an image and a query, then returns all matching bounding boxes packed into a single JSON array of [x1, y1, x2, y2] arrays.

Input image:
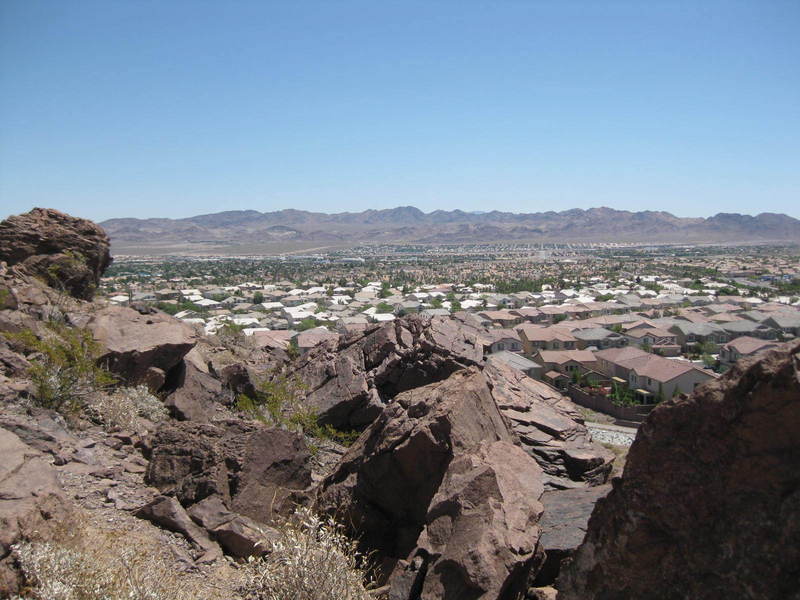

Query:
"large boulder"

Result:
[[409, 440, 545, 600], [558, 342, 800, 600], [0, 427, 71, 595], [162, 360, 224, 422], [0, 208, 111, 300], [292, 315, 484, 429], [133, 495, 222, 563], [485, 359, 614, 489], [88, 305, 197, 389], [533, 485, 611, 587], [317, 367, 546, 599], [145, 419, 312, 524]]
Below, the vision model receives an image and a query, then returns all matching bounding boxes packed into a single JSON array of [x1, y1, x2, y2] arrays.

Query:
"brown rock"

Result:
[[146, 419, 312, 523], [484, 359, 613, 489], [163, 360, 223, 421], [0, 208, 111, 300], [411, 440, 544, 600], [87, 305, 197, 389], [533, 485, 611, 587], [0, 282, 18, 310], [317, 367, 513, 559], [317, 368, 547, 599], [133, 495, 222, 561], [211, 513, 276, 558], [0, 339, 31, 378], [293, 315, 484, 429], [0, 427, 71, 595], [558, 342, 800, 600], [187, 494, 275, 558]]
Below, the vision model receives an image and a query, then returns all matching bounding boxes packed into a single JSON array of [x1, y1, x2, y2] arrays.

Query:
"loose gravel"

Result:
[[588, 426, 636, 447]]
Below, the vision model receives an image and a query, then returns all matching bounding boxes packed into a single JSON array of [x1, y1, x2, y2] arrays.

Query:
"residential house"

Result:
[[533, 349, 597, 378], [478, 310, 523, 328], [719, 320, 777, 340], [623, 324, 680, 356], [627, 355, 716, 400], [764, 314, 800, 338], [395, 301, 422, 315], [668, 322, 729, 352], [516, 324, 578, 354], [479, 329, 523, 354], [719, 337, 782, 367], [510, 307, 546, 323], [572, 327, 628, 350], [593, 346, 651, 380]]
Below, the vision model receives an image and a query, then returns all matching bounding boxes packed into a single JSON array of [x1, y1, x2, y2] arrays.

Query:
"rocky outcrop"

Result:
[[410, 441, 544, 600], [134, 495, 222, 563], [485, 359, 614, 489], [292, 315, 484, 429], [145, 420, 312, 525], [558, 342, 800, 600], [316, 367, 546, 599], [162, 360, 224, 421], [88, 305, 197, 390], [0, 427, 71, 595], [0, 208, 111, 300], [533, 485, 611, 587]]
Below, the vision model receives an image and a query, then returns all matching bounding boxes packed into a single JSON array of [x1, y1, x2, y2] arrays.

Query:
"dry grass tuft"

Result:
[[86, 385, 168, 430], [11, 512, 224, 600], [238, 506, 373, 600]]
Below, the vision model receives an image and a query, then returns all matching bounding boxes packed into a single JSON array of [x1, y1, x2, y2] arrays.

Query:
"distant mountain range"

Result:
[[100, 206, 800, 253]]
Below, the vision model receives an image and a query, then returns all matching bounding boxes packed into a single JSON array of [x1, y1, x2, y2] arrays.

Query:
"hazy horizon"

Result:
[[2, 1, 799, 222]]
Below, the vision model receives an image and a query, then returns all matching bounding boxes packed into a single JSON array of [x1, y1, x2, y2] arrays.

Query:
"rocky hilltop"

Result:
[[558, 340, 800, 599], [0, 207, 798, 599], [100, 206, 800, 253]]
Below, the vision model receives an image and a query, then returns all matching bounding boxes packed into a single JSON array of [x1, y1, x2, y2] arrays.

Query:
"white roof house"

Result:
[[194, 298, 221, 307], [372, 313, 396, 322]]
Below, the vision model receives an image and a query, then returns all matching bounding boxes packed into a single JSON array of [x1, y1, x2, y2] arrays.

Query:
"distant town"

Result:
[[101, 241, 800, 422]]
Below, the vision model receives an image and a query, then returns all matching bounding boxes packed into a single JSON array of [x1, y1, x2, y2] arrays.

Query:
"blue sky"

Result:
[[1, 0, 798, 221]]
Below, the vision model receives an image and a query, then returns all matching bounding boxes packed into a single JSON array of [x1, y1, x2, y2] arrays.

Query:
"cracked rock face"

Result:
[[145, 419, 312, 524], [87, 305, 198, 390], [316, 367, 546, 600], [558, 342, 800, 600], [0, 208, 111, 300], [291, 315, 485, 429], [484, 358, 614, 490], [0, 427, 71, 595]]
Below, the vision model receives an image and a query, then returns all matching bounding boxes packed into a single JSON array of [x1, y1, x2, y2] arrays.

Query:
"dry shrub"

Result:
[[86, 385, 168, 430], [11, 513, 224, 600], [238, 507, 373, 600], [8, 324, 115, 417]]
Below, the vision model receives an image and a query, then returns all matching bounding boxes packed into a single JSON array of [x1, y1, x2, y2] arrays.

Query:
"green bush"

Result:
[[9, 324, 115, 417], [236, 370, 358, 446]]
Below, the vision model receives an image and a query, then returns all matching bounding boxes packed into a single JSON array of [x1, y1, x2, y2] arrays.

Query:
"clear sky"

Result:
[[1, 0, 798, 222]]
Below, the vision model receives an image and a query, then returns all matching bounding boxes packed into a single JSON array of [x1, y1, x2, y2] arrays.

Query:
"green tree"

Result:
[[296, 317, 319, 331], [252, 291, 264, 304], [376, 301, 393, 314]]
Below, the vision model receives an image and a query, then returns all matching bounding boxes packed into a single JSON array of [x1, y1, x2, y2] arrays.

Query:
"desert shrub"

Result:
[[238, 507, 372, 600], [86, 385, 168, 430], [11, 515, 218, 600], [214, 321, 253, 352], [9, 324, 115, 417], [236, 371, 358, 446]]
